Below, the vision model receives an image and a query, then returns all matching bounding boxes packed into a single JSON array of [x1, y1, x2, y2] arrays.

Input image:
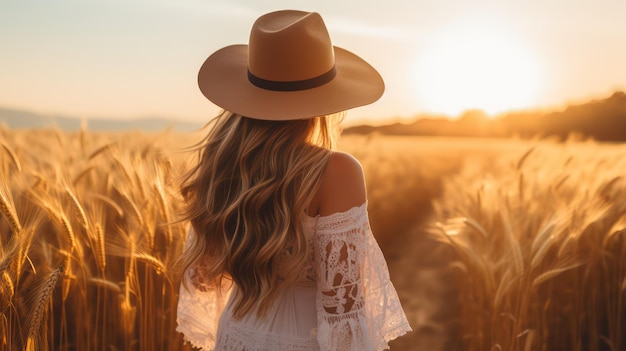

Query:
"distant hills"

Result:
[[345, 91, 626, 142], [0, 107, 203, 131], [2, 91, 625, 141]]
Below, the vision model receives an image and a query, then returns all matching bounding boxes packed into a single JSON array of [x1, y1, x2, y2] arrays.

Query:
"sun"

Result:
[[411, 23, 542, 117]]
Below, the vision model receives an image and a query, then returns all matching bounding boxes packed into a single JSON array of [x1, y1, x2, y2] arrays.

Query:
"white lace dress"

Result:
[[176, 203, 411, 350]]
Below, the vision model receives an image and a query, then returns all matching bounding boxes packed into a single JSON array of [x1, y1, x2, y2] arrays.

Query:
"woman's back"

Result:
[[177, 152, 411, 350], [176, 9, 410, 350]]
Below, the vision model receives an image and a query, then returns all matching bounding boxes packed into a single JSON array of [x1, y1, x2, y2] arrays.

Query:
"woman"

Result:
[[176, 10, 411, 350]]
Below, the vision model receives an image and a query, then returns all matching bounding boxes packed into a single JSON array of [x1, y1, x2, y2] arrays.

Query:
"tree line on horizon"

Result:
[[346, 91, 626, 142]]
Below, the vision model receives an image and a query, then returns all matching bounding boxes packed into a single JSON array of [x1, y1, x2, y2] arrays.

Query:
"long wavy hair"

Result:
[[179, 110, 342, 318]]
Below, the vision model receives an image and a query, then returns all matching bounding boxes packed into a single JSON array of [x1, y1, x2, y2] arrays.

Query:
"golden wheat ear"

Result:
[[0, 184, 22, 234], [1, 142, 22, 172], [24, 265, 64, 351]]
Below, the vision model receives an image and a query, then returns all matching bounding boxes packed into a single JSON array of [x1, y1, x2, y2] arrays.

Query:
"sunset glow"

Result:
[[412, 22, 542, 117], [1, 0, 625, 124]]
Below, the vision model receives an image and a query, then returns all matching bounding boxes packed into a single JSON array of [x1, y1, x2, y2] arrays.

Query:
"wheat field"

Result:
[[1, 126, 625, 351]]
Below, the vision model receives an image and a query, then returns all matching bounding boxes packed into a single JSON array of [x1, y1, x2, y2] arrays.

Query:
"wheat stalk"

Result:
[[0, 241, 18, 275], [531, 262, 583, 288], [134, 253, 167, 274], [120, 238, 137, 337], [530, 221, 556, 254], [154, 178, 172, 243], [118, 189, 144, 226], [112, 155, 134, 185], [464, 217, 489, 238], [1, 271, 15, 302], [0, 191, 22, 233], [72, 165, 94, 186], [521, 329, 536, 351], [1, 142, 22, 172], [87, 277, 121, 293], [59, 212, 77, 250], [94, 223, 107, 273], [133, 171, 146, 200], [65, 186, 88, 230], [26, 266, 64, 345], [516, 147, 534, 170], [16, 228, 36, 282], [90, 194, 124, 217], [494, 269, 516, 309], [88, 142, 115, 161], [500, 209, 524, 276], [530, 234, 555, 270]]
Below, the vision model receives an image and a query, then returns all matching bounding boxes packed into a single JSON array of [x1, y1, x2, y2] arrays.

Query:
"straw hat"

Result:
[[197, 10, 384, 120]]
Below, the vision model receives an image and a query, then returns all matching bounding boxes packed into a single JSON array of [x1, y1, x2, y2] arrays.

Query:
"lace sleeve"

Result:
[[176, 229, 232, 351], [314, 203, 412, 351]]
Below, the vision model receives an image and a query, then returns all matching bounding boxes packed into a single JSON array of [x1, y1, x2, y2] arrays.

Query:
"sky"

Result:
[[1, 0, 626, 125]]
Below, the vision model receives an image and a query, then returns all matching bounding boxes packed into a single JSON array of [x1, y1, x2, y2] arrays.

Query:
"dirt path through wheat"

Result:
[[383, 223, 460, 351]]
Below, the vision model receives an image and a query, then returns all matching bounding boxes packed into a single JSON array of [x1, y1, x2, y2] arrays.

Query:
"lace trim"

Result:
[[308, 202, 368, 231], [314, 202, 412, 351], [176, 268, 232, 350]]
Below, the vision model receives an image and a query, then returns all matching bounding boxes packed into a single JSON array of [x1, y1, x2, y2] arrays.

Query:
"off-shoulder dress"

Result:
[[176, 203, 411, 350]]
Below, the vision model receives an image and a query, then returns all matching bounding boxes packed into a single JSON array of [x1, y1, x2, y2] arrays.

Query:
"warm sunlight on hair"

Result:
[[412, 22, 543, 117]]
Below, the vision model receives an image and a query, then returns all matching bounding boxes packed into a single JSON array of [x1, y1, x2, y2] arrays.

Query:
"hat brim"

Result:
[[197, 45, 384, 120]]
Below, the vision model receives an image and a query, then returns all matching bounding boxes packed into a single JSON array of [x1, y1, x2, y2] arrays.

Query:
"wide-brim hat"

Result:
[[198, 10, 384, 120]]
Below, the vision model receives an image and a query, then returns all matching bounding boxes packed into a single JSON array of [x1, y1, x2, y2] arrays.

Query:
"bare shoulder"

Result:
[[317, 151, 366, 216]]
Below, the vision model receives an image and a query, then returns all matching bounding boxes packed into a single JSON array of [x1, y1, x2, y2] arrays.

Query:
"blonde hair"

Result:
[[180, 111, 342, 318]]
